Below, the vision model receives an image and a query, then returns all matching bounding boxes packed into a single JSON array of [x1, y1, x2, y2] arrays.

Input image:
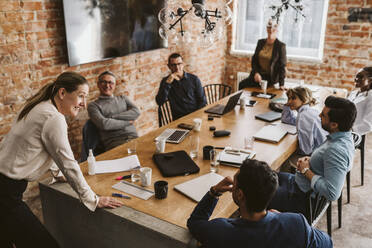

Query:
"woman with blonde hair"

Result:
[[0, 72, 123, 247], [282, 86, 327, 156]]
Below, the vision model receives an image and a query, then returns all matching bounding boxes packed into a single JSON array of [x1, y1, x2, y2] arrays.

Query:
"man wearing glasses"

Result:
[[156, 53, 207, 120], [88, 71, 140, 151]]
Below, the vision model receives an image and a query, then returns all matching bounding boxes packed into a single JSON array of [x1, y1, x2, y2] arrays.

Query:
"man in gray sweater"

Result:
[[88, 71, 140, 151]]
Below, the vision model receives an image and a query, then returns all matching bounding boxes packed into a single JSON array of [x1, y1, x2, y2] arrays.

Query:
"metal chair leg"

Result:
[[347, 172, 350, 203], [327, 202, 332, 237], [361, 135, 365, 186], [338, 193, 342, 228]]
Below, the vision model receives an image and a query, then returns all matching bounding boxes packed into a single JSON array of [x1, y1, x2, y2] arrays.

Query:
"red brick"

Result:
[[1, 23, 25, 34], [22, 2, 43, 11], [25, 21, 47, 32], [0, 1, 20, 11]]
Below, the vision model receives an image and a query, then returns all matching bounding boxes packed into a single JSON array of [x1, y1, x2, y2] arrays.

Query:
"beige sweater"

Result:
[[0, 100, 98, 211]]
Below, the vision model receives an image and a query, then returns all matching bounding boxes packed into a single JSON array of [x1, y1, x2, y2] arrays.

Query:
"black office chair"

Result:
[[306, 190, 331, 236], [158, 100, 173, 127], [203, 84, 232, 105], [80, 120, 104, 162]]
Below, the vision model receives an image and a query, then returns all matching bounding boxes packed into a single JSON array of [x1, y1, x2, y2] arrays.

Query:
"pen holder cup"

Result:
[[203, 145, 214, 160], [154, 180, 168, 199]]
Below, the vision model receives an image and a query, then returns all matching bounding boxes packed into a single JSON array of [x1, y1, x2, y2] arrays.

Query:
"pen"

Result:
[[115, 175, 132, 180], [112, 193, 131, 199]]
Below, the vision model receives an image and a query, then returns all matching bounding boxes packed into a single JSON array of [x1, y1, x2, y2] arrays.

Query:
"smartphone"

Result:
[[246, 100, 257, 107], [177, 123, 194, 130]]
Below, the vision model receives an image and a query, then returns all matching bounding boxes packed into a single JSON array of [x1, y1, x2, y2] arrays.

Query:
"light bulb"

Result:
[[181, 32, 193, 44], [158, 26, 168, 40], [193, 3, 206, 19], [158, 7, 174, 25]]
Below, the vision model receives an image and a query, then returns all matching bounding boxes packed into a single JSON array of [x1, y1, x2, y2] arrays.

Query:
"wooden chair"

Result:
[[203, 84, 232, 105], [158, 100, 173, 127]]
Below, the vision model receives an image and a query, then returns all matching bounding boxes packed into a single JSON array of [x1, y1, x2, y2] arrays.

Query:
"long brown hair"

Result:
[[18, 71, 87, 121], [286, 86, 317, 106]]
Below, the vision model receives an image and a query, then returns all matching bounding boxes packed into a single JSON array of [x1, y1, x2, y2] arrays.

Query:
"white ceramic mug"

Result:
[[140, 167, 152, 187], [155, 138, 166, 153], [240, 97, 246, 110], [193, 118, 202, 132]]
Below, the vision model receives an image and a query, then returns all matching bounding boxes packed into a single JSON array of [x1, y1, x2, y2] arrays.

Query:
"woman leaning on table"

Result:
[[239, 19, 287, 90], [0, 72, 123, 248]]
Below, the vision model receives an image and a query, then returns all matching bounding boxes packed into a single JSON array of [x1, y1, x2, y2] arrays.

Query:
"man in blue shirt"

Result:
[[187, 159, 332, 248], [268, 96, 357, 215], [156, 53, 207, 120]]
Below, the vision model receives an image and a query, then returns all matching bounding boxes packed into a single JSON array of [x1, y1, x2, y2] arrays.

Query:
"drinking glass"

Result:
[[127, 140, 137, 155], [189, 135, 199, 159], [210, 149, 219, 173]]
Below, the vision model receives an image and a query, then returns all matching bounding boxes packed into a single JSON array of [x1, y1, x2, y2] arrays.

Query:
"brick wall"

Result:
[[225, 0, 372, 91], [0, 0, 227, 158]]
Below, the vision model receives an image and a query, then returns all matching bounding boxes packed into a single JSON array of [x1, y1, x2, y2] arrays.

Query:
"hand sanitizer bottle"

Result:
[[87, 149, 96, 175]]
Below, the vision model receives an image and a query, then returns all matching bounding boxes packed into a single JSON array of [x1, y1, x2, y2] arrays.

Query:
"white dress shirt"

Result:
[[352, 90, 372, 135], [0, 101, 98, 211]]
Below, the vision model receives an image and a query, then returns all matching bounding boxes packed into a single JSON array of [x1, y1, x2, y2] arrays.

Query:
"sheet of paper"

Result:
[[112, 181, 154, 200], [95, 155, 140, 174]]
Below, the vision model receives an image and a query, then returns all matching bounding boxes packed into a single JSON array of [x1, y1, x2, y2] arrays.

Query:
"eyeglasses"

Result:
[[169, 62, 183, 67], [99, 80, 115, 85]]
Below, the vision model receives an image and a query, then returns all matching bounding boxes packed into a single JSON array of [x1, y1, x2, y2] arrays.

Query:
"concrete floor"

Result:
[[24, 133, 372, 248]]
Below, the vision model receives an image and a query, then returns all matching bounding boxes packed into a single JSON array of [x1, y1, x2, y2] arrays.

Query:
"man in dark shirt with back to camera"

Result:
[[187, 159, 332, 248], [156, 53, 207, 120]]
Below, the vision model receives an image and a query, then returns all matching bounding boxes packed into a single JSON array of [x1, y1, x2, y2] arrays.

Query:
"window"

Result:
[[231, 0, 329, 62]]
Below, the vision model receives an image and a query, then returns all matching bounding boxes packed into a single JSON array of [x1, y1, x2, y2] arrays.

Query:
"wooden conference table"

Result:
[[39, 85, 346, 248]]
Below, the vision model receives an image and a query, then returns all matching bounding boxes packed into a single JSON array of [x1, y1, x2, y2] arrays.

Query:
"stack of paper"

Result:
[[112, 181, 154, 200], [218, 148, 256, 167], [95, 155, 140, 174]]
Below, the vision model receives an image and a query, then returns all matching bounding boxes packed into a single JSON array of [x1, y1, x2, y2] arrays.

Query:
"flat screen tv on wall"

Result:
[[62, 0, 167, 66]]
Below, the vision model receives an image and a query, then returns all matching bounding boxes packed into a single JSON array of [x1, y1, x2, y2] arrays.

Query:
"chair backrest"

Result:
[[80, 120, 103, 162], [158, 100, 173, 127], [203, 84, 232, 105], [306, 190, 330, 227], [351, 131, 362, 148]]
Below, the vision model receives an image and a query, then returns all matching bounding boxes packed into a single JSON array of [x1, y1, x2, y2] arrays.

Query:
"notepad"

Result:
[[112, 181, 154, 200], [174, 173, 225, 202], [218, 148, 256, 167]]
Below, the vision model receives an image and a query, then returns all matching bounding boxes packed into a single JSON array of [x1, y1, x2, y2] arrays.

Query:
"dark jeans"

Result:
[[0, 173, 60, 248], [267, 172, 308, 216]]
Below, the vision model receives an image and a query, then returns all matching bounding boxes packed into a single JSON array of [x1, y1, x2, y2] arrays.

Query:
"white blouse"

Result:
[[0, 101, 98, 211], [352, 90, 372, 135]]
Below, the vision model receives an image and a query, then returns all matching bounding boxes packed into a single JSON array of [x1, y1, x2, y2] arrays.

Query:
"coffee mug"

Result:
[[240, 98, 246, 109], [154, 180, 168, 199], [140, 167, 152, 187], [203, 145, 214, 160], [193, 118, 202, 132]]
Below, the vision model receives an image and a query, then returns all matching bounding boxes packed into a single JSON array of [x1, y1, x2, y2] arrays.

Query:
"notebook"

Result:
[[255, 111, 282, 122], [174, 173, 225, 202], [253, 125, 288, 143], [155, 128, 189, 144], [218, 148, 256, 167], [204, 92, 243, 115]]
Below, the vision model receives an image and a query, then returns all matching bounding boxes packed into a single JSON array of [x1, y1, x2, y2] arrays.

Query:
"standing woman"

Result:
[[281, 87, 328, 157], [0, 72, 123, 247], [239, 19, 287, 90]]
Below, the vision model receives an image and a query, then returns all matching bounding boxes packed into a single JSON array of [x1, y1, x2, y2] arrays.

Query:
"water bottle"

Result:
[[87, 149, 96, 175]]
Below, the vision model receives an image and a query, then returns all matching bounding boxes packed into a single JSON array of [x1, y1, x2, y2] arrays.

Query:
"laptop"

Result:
[[253, 125, 288, 143], [205, 91, 243, 115], [174, 173, 224, 202], [255, 111, 282, 122], [155, 128, 189, 144]]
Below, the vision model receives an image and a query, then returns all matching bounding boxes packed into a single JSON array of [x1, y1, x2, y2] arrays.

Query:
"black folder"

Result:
[[153, 151, 200, 177]]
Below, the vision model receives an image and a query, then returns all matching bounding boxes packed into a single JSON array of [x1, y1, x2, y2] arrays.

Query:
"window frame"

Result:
[[230, 0, 329, 63]]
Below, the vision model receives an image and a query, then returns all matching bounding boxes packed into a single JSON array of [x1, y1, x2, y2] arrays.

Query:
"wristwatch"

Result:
[[301, 167, 310, 175], [209, 186, 222, 197]]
